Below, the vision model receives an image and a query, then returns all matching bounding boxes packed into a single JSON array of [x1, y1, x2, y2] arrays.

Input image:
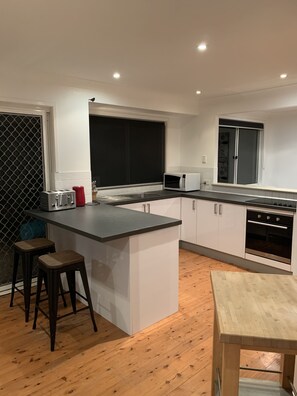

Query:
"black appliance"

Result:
[[245, 209, 293, 264]]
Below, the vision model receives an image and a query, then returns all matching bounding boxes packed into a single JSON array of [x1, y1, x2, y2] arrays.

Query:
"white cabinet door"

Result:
[[180, 197, 197, 244], [196, 200, 218, 250], [218, 203, 246, 257], [118, 202, 146, 212], [196, 200, 246, 258], [119, 198, 181, 217], [149, 198, 181, 219]]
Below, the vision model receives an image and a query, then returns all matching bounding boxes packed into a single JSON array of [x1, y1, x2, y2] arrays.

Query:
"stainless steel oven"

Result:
[[245, 209, 293, 264]]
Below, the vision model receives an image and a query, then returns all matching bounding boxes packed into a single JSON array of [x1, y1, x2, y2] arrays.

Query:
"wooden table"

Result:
[[211, 271, 297, 396]]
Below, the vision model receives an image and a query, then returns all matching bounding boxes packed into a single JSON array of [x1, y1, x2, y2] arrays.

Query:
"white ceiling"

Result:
[[2, 0, 297, 101]]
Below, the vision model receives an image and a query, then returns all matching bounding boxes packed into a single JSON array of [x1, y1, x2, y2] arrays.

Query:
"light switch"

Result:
[[202, 155, 207, 164]]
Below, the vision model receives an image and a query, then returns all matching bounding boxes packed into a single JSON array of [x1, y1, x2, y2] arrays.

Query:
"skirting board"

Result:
[[0, 277, 38, 296], [180, 241, 290, 275]]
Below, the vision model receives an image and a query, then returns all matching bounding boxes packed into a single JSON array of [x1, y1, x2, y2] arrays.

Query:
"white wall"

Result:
[[263, 110, 297, 189], [179, 83, 297, 190], [4, 67, 297, 197], [0, 70, 196, 199]]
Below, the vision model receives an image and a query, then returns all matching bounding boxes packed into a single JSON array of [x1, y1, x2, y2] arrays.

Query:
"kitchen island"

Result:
[[211, 271, 297, 396], [26, 204, 181, 335]]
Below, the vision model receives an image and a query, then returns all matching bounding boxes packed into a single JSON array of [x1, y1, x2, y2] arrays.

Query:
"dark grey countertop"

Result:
[[96, 189, 296, 212], [186, 191, 296, 211], [25, 204, 182, 242]]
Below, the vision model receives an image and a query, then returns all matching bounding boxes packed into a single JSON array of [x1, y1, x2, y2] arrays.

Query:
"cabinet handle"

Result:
[[214, 203, 218, 215], [192, 200, 196, 211], [147, 203, 150, 213], [219, 204, 222, 215], [143, 204, 146, 212]]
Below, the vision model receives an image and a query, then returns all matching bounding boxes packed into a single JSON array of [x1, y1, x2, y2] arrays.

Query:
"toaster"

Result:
[[40, 190, 76, 211]]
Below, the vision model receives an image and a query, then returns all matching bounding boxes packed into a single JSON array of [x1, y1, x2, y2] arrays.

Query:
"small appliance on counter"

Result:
[[40, 190, 76, 211], [72, 186, 86, 207], [163, 172, 200, 191]]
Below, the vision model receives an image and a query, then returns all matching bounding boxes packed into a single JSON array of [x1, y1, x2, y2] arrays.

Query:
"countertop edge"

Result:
[[25, 208, 182, 242]]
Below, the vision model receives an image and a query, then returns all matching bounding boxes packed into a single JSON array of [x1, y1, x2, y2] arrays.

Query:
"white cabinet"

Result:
[[196, 200, 218, 250], [181, 197, 246, 258], [149, 197, 181, 219], [119, 198, 181, 238], [218, 202, 246, 257], [180, 197, 197, 244], [119, 202, 147, 212], [196, 200, 246, 257], [119, 198, 181, 219]]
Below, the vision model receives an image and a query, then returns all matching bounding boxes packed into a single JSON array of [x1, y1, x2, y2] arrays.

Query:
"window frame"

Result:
[[217, 118, 264, 186], [89, 114, 166, 188]]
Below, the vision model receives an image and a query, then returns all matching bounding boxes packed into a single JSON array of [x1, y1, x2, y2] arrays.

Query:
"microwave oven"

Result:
[[163, 172, 200, 191]]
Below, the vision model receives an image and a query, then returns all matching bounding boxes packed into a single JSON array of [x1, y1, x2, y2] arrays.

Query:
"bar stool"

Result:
[[10, 238, 67, 322], [33, 250, 98, 351]]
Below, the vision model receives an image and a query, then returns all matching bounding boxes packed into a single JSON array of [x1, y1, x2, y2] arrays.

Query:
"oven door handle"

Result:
[[247, 220, 288, 230]]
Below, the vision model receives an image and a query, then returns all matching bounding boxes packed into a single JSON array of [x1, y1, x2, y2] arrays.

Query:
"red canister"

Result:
[[72, 186, 85, 207]]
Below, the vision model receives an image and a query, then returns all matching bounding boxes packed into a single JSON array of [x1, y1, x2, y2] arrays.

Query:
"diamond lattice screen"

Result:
[[0, 113, 44, 286]]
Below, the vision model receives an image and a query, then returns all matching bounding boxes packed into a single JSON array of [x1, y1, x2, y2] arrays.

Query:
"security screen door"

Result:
[[0, 112, 45, 287]]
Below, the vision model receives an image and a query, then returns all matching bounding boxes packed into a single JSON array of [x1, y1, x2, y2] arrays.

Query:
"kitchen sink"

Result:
[[123, 192, 164, 199], [97, 195, 132, 202], [97, 191, 164, 203]]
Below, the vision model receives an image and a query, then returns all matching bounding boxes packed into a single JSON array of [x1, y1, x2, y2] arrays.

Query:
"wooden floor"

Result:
[[0, 249, 281, 395]]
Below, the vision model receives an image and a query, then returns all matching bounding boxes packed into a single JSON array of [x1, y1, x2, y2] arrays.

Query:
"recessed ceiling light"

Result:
[[280, 73, 287, 79], [196, 90, 202, 95], [113, 72, 121, 79], [197, 42, 207, 52]]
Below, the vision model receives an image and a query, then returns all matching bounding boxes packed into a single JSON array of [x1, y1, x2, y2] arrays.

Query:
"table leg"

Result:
[[211, 311, 222, 396], [221, 343, 240, 396], [281, 354, 295, 392]]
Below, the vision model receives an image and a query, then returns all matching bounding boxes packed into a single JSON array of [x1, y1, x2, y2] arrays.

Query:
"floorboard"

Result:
[[0, 249, 281, 395]]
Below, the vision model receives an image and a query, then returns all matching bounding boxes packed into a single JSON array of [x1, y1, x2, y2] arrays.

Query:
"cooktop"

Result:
[[247, 197, 297, 209]]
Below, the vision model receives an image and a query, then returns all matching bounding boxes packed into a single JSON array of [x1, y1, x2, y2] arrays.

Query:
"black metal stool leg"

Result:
[[44, 273, 48, 294], [59, 277, 67, 308], [9, 251, 19, 307], [47, 244, 68, 306], [22, 253, 33, 322], [48, 270, 59, 352], [66, 270, 77, 314], [32, 269, 44, 330], [79, 265, 97, 332]]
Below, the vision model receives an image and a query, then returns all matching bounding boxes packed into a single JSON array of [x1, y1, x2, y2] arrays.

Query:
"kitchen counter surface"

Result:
[[96, 189, 297, 212], [26, 204, 181, 242]]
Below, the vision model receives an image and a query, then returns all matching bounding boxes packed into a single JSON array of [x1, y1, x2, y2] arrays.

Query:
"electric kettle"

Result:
[[72, 186, 85, 207]]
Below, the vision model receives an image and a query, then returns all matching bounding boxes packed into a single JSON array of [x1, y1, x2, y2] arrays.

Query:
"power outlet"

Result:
[[202, 155, 207, 164]]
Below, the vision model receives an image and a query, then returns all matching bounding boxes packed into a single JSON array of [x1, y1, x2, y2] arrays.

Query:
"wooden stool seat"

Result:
[[33, 250, 97, 351], [38, 250, 84, 269], [14, 238, 55, 253]]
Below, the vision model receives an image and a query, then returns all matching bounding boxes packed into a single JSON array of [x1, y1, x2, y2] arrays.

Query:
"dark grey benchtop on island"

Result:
[[97, 189, 296, 212], [25, 204, 182, 242]]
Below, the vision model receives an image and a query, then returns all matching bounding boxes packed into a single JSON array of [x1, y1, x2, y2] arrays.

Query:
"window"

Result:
[[217, 118, 263, 185], [89, 115, 165, 187]]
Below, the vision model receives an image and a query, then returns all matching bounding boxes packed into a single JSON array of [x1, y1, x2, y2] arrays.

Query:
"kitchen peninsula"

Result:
[[26, 204, 181, 335]]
